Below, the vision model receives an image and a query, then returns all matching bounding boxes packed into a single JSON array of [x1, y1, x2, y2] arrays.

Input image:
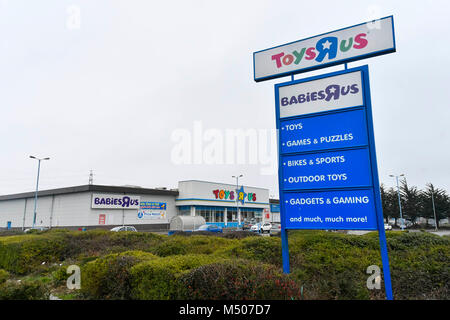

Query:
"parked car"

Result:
[[243, 219, 257, 230], [384, 223, 392, 231], [193, 224, 223, 233], [250, 222, 272, 233], [24, 227, 49, 233], [260, 222, 272, 233], [396, 219, 412, 229], [250, 223, 261, 232], [110, 226, 137, 232], [242, 221, 253, 230], [270, 222, 282, 235]]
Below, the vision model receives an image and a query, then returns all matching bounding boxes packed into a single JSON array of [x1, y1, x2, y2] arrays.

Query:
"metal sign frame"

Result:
[[275, 65, 393, 299]]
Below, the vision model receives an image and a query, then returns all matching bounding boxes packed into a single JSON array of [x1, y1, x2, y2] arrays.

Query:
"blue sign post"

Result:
[[275, 65, 393, 300]]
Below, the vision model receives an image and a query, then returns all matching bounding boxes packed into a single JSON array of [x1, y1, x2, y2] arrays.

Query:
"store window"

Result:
[[240, 208, 263, 223], [215, 208, 224, 223], [194, 206, 226, 223], [178, 206, 191, 216], [197, 207, 210, 222], [227, 207, 237, 222]]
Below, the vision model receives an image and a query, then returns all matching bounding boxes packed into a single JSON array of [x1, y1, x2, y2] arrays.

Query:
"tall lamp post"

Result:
[[431, 190, 438, 231], [389, 174, 405, 230], [232, 174, 243, 229], [30, 156, 50, 228]]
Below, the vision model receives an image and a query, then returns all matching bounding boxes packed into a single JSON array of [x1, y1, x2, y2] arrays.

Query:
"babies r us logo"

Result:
[[271, 33, 368, 68]]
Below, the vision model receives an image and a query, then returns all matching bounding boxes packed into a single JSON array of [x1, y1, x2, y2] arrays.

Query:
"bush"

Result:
[[130, 254, 223, 300], [82, 251, 156, 299], [391, 268, 450, 300], [221, 231, 260, 239], [1, 229, 448, 300], [52, 265, 70, 286], [168, 230, 258, 239], [0, 233, 69, 274], [153, 238, 188, 257], [179, 259, 303, 300], [0, 269, 9, 284], [0, 279, 49, 300], [219, 236, 282, 266], [153, 235, 235, 257], [286, 230, 450, 299], [0, 230, 165, 274], [387, 232, 449, 251]]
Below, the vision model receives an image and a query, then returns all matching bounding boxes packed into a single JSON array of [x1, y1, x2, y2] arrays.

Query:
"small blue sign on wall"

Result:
[[270, 204, 280, 213]]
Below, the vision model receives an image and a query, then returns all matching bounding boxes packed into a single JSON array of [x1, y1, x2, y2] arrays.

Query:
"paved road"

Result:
[[423, 230, 450, 237]]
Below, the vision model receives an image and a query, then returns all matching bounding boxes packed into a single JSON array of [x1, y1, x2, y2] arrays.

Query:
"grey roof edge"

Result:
[[178, 179, 269, 191], [0, 184, 179, 201]]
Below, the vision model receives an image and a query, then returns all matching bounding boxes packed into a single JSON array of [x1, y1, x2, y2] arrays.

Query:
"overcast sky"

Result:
[[1, 0, 449, 197]]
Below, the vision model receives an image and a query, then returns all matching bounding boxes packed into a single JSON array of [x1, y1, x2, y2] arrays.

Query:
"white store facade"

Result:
[[176, 180, 271, 228]]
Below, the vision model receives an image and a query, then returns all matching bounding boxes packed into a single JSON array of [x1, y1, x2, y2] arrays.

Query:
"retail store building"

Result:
[[0, 180, 279, 231]]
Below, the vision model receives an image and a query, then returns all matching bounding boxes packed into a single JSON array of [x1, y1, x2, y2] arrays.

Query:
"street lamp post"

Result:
[[431, 191, 438, 231], [30, 156, 50, 228], [232, 174, 243, 229], [389, 174, 405, 230]]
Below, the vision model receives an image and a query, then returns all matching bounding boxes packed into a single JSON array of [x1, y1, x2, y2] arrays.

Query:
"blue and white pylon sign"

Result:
[[253, 16, 396, 300]]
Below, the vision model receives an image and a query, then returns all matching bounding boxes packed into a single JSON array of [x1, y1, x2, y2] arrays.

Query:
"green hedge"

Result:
[[0, 269, 9, 284], [287, 230, 450, 299], [152, 235, 235, 257], [0, 229, 448, 299], [130, 254, 224, 300], [81, 250, 157, 299], [179, 259, 303, 300], [216, 236, 282, 266], [0, 279, 49, 300], [0, 229, 165, 275], [0, 233, 69, 274]]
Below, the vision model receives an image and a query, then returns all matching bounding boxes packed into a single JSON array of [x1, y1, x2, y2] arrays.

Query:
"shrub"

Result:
[[61, 229, 164, 258], [82, 251, 156, 299], [221, 231, 259, 239], [0, 269, 9, 284], [286, 230, 450, 300], [0, 233, 69, 274], [0, 279, 49, 300], [52, 265, 70, 286], [219, 236, 282, 266], [179, 259, 303, 300], [168, 230, 258, 239], [0, 230, 165, 274], [153, 238, 188, 257], [387, 232, 449, 251], [130, 254, 223, 300], [391, 268, 450, 300], [153, 235, 234, 257]]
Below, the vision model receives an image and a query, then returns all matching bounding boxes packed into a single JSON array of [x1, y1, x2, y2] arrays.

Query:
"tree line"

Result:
[[380, 180, 450, 228]]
